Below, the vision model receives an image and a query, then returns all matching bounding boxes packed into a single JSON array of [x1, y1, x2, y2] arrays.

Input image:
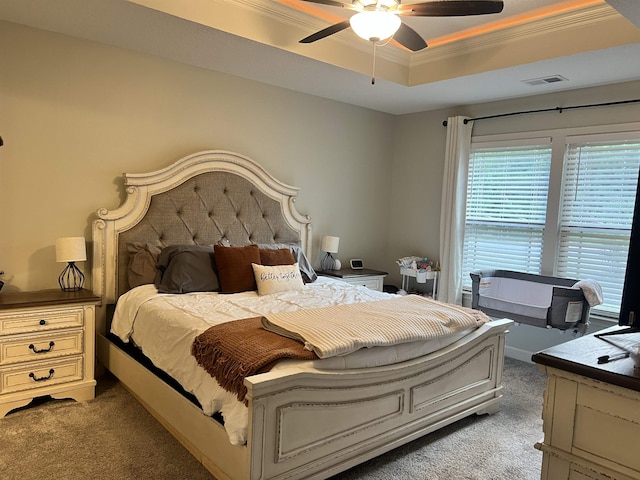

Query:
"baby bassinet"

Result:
[[470, 270, 590, 332]]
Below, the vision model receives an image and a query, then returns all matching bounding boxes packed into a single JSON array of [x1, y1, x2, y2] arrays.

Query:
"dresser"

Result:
[[0, 289, 101, 417], [317, 268, 388, 291], [532, 327, 640, 480]]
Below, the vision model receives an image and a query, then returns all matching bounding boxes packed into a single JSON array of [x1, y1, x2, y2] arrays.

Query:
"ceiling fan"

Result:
[[299, 0, 505, 52]]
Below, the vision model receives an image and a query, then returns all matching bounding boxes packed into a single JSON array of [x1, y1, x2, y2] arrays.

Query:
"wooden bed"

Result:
[[92, 150, 512, 480]]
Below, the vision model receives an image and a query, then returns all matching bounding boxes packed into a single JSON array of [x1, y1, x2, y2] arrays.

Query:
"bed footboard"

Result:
[[97, 317, 511, 480], [244, 318, 512, 480]]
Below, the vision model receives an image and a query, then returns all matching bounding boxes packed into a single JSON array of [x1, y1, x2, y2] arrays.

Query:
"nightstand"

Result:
[[318, 268, 388, 292], [0, 289, 101, 417]]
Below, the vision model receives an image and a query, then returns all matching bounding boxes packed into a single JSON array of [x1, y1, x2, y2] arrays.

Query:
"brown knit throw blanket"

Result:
[[191, 317, 318, 404]]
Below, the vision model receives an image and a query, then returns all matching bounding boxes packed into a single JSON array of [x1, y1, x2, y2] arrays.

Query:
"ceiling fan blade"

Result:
[[398, 0, 504, 17], [394, 22, 428, 51], [300, 20, 352, 43], [299, 0, 358, 10]]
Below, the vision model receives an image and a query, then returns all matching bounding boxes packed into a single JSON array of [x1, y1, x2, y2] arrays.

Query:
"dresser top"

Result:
[[532, 326, 640, 392], [317, 268, 388, 278], [0, 289, 101, 310]]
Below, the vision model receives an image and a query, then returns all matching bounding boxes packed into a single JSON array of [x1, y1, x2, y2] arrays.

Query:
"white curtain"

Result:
[[439, 116, 473, 305]]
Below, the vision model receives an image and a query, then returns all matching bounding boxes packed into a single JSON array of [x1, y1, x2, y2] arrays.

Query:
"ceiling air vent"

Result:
[[522, 75, 569, 86]]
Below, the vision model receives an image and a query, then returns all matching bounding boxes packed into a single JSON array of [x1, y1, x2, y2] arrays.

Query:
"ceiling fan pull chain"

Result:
[[371, 42, 377, 85]]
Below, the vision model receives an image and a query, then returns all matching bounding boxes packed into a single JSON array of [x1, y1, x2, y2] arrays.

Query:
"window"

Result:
[[557, 136, 640, 312], [462, 126, 640, 316], [463, 140, 551, 276]]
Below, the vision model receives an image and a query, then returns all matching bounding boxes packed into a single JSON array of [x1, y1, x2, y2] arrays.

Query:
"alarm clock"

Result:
[[350, 259, 364, 270]]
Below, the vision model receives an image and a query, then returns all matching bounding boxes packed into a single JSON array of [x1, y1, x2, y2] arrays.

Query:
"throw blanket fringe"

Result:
[[192, 317, 317, 404], [262, 295, 490, 358]]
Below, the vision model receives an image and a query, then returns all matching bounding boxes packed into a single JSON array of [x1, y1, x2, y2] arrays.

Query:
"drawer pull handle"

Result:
[[28, 341, 55, 353], [29, 369, 55, 382], [39, 319, 46, 326]]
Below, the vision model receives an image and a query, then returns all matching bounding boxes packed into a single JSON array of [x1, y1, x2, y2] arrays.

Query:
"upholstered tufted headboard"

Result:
[[92, 150, 312, 306]]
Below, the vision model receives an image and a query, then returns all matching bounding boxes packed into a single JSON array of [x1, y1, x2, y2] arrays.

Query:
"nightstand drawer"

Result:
[[340, 276, 385, 291], [318, 269, 388, 292], [0, 330, 84, 366], [346, 277, 384, 291], [0, 356, 84, 394], [0, 307, 84, 336]]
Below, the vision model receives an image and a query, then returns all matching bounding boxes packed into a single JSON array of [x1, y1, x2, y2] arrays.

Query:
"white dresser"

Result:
[[317, 268, 388, 292], [532, 328, 640, 480], [0, 289, 101, 417]]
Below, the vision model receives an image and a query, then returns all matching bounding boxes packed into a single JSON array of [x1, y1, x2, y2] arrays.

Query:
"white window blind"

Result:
[[557, 139, 640, 313], [462, 141, 552, 281]]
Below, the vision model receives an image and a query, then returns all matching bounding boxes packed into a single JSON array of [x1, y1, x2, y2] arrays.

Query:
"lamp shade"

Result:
[[55, 237, 87, 263], [349, 11, 401, 42], [321, 235, 340, 254]]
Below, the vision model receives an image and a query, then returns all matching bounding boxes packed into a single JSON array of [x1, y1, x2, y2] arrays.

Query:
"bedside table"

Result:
[[318, 268, 388, 292], [0, 289, 101, 417]]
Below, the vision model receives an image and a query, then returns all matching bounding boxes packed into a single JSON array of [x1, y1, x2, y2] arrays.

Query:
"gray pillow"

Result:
[[127, 242, 162, 289], [155, 245, 220, 294]]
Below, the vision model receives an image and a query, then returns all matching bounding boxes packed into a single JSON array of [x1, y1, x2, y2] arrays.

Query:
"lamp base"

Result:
[[320, 252, 337, 271], [58, 262, 85, 292]]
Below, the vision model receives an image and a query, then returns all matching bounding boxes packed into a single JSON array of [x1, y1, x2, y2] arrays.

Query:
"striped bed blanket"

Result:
[[261, 295, 490, 359]]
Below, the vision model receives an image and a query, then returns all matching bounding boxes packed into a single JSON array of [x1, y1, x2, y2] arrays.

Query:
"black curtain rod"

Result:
[[442, 98, 640, 126]]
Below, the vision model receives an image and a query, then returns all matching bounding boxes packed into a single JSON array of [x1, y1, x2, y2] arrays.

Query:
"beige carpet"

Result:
[[0, 357, 545, 480]]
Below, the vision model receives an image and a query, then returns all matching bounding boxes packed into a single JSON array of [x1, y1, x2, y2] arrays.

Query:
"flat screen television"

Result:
[[597, 168, 640, 337]]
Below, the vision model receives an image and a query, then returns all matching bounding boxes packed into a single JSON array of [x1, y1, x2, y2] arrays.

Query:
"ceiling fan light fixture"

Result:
[[356, 0, 398, 9], [350, 11, 401, 43]]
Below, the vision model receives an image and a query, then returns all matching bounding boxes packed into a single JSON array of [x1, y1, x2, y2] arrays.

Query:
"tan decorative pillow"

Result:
[[252, 263, 304, 296], [214, 244, 261, 293], [259, 248, 296, 266]]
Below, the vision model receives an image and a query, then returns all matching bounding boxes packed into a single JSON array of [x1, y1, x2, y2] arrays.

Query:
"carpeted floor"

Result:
[[0, 357, 545, 479]]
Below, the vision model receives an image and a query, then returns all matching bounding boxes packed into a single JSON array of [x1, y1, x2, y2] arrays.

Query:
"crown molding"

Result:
[[412, 2, 622, 65]]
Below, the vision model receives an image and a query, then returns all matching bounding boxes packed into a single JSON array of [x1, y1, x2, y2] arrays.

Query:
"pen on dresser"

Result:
[[597, 352, 630, 364]]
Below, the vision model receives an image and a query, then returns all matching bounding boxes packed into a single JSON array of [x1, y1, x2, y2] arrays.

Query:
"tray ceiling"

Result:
[[1, 0, 639, 114]]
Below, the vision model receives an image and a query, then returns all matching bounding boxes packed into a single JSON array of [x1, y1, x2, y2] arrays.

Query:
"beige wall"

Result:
[[0, 21, 394, 292]]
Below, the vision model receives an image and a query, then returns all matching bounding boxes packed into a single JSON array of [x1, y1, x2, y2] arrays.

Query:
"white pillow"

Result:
[[252, 263, 304, 296]]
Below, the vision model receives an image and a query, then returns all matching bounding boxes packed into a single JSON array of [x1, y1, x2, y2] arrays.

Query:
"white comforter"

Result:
[[110, 277, 474, 445]]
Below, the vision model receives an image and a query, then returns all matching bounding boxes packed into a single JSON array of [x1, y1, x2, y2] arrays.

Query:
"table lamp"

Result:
[[55, 237, 87, 291], [320, 235, 340, 270]]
